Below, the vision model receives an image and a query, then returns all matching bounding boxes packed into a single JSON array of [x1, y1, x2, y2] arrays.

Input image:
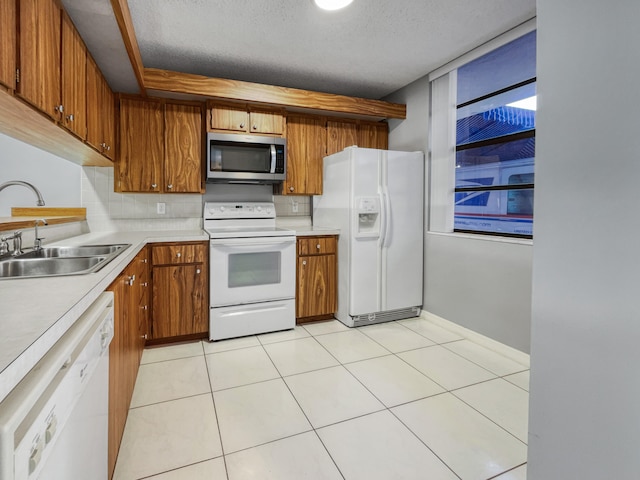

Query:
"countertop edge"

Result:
[[0, 230, 209, 403]]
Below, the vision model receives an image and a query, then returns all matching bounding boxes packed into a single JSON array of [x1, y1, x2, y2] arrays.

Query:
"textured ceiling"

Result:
[[64, 0, 536, 99]]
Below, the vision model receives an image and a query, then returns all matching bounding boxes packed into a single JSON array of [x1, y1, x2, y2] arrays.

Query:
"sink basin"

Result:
[[0, 256, 107, 278], [0, 243, 131, 279], [18, 244, 128, 259]]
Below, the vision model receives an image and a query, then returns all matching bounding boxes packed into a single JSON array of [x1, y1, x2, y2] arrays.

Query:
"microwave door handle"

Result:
[[270, 145, 276, 173]]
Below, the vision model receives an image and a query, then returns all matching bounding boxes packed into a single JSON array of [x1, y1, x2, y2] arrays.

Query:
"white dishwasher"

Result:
[[0, 292, 114, 480]]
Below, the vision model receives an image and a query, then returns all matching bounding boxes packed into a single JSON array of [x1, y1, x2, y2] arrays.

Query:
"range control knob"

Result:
[[257, 206, 262, 212], [220, 206, 225, 212]]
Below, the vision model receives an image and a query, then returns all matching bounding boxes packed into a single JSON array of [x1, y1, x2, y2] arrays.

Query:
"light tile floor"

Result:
[[114, 318, 530, 480]]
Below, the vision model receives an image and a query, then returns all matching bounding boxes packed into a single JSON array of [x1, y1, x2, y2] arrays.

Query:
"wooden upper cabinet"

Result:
[[208, 102, 285, 136], [87, 56, 115, 158], [248, 108, 284, 135], [164, 103, 204, 193], [209, 103, 248, 133], [358, 122, 389, 150], [118, 97, 203, 193], [0, 0, 16, 90], [18, 0, 62, 120], [284, 115, 326, 195], [117, 98, 164, 192], [61, 12, 86, 139], [327, 120, 358, 156]]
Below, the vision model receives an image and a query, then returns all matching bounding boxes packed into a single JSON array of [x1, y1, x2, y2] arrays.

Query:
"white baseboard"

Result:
[[421, 310, 530, 368]]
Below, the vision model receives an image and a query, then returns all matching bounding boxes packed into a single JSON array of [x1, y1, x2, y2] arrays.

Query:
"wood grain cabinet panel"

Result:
[[107, 247, 148, 479], [117, 97, 164, 192], [249, 108, 284, 135], [18, 0, 62, 120], [164, 103, 203, 193], [284, 115, 326, 195], [86, 55, 114, 156], [208, 102, 285, 136], [327, 120, 357, 156], [118, 97, 203, 193], [0, 0, 16, 90], [61, 12, 86, 139], [296, 235, 338, 322], [358, 122, 389, 150], [209, 103, 249, 132], [150, 242, 208, 340]]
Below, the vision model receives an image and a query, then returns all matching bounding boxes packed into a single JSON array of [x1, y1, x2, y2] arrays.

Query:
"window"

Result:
[[453, 31, 536, 238]]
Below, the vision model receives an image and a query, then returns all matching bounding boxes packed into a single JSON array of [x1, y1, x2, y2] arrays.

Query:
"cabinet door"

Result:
[[297, 254, 337, 319], [358, 122, 389, 150], [118, 98, 164, 192], [164, 103, 203, 193], [18, 0, 61, 120], [0, 0, 16, 90], [210, 104, 248, 132], [151, 264, 207, 338], [284, 115, 326, 195], [102, 77, 115, 159], [249, 109, 284, 135], [61, 13, 86, 139], [327, 120, 358, 156], [86, 56, 103, 151]]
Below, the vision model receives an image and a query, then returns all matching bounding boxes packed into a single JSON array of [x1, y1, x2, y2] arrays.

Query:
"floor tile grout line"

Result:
[[202, 349, 231, 480], [441, 340, 530, 376], [137, 457, 222, 480], [386, 406, 463, 480], [129, 390, 213, 411], [450, 387, 529, 446], [486, 461, 527, 479]]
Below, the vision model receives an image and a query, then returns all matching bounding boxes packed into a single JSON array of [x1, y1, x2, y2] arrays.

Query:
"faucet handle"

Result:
[[11, 231, 23, 256]]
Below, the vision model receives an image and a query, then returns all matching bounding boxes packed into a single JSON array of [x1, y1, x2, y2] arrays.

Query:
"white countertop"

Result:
[[275, 217, 340, 236], [0, 230, 208, 403]]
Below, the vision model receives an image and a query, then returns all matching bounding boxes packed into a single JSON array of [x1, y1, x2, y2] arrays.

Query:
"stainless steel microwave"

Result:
[[206, 133, 286, 184]]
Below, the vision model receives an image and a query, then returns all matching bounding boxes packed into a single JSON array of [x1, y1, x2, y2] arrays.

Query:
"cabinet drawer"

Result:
[[152, 243, 207, 265], [298, 236, 337, 256]]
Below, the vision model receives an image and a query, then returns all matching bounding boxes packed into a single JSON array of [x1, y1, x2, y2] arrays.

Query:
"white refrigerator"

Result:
[[313, 147, 424, 327]]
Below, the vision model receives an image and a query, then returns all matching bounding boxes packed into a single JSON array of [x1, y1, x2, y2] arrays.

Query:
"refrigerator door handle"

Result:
[[382, 188, 392, 248], [379, 191, 387, 247]]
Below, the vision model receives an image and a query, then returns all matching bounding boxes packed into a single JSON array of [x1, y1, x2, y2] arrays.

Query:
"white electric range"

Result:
[[204, 202, 296, 341]]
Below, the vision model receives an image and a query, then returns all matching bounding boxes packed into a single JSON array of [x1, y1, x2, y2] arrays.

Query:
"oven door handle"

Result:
[[210, 237, 295, 247]]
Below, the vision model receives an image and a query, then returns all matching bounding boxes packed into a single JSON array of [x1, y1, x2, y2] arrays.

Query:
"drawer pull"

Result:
[[316, 244, 321, 250], [176, 252, 182, 258], [302, 260, 307, 266]]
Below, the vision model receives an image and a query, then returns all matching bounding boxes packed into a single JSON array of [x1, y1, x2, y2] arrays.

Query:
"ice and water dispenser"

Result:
[[355, 197, 381, 238]]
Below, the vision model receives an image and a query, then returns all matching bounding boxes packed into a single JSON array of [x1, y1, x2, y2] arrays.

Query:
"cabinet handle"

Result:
[[239, 122, 245, 129], [106, 144, 111, 151], [316, 244, 321, 250], [66, 114, 74, 122], [54, 104, 64, 113], [252, 124, 257, 130], [100, 142, 107, 151], [176, 252, 182, 258], [289, 186, 294, 192], [196, 268, 201, 274], [127, 274, 135, 286], [142, 258, 148, 264], [167, 184, 173, 189], [142, 282, 148, 287], [143, 334, 148, 340], [302, 260, 307, 266], [151, 183, 157, 189]]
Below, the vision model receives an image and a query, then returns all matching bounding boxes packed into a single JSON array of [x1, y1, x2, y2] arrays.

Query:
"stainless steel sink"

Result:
[[0, 243, 131, 279], [18, 244, 128, 259]]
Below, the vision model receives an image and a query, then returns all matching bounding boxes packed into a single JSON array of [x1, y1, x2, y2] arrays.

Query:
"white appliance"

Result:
[[313, 147, 424, 327], [204, 202, 296, 340], [0, 292, 114, 480]]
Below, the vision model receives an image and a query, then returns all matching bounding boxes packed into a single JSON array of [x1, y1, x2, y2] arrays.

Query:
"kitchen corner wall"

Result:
[[81, 167, 202, 231]]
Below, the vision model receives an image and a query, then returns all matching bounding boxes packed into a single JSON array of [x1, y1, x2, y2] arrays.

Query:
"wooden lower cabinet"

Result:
[[149, 242, 209, 341], [296, 236, 338, 323], [107, 247, 149, 479]]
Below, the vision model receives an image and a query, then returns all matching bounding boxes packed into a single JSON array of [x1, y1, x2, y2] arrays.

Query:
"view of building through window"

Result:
[[454, 31, 536, 237]]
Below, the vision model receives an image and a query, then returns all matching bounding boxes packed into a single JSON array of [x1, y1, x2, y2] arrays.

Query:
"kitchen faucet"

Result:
[[34, 219, 48, 251], [0, 180, 46, 206], [0, 231, 22, 256]]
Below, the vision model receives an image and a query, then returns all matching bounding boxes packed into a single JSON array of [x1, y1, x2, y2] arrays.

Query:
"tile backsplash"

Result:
[[82, 167, 312, 231]]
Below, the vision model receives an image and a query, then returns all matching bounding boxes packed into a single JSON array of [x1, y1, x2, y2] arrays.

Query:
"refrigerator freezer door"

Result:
[[349, 148, 383, 316], [381, 150, 424, 311]]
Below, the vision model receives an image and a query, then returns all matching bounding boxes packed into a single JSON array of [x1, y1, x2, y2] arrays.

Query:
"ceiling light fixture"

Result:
[[314, 0, 354, 11]]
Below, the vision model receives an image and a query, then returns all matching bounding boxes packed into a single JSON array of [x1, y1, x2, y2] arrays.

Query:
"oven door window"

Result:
[[228, 251, 281, 288]]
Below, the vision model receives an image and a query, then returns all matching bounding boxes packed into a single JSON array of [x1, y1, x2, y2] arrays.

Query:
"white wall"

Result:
[[527, 1, 640, 477], [0, 133, 81, 216], [385, 72, 533, 353]]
